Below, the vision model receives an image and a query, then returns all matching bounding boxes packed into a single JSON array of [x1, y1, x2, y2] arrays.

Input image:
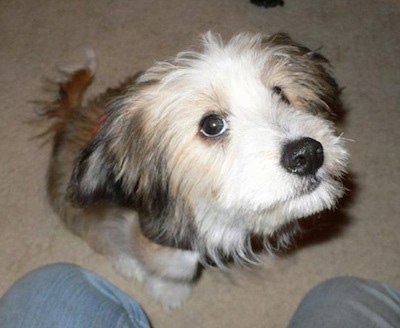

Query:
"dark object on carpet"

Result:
[[251, 0, 284, 8]]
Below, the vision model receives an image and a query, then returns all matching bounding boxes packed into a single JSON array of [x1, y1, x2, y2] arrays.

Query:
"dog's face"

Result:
[[70, 33, 348, 260]]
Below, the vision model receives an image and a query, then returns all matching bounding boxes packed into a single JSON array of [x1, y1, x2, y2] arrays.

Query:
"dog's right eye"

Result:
[[200, 114, 228, 138]]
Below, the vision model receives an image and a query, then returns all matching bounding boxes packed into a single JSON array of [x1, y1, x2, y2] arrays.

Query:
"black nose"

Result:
[[281, 137, 324, 176]]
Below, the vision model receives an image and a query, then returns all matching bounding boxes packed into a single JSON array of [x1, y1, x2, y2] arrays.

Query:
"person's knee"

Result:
[[33, 262, 82, 274], [33, 262, 83, 274], [287, 277, 379, 328], [311, 276, 365, 297], [16, 262, 85, 287]]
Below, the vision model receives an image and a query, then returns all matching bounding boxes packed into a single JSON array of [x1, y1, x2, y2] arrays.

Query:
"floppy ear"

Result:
[[67, 99, 172, 216], [263, 33, 342, 118], [67, 129, 132, 208]]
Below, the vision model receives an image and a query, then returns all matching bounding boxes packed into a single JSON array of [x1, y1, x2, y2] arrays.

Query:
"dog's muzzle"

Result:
[[281, 137, 324, 176]]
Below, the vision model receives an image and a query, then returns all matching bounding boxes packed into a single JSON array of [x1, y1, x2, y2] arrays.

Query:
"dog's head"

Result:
[[69, 32, 348, 260]]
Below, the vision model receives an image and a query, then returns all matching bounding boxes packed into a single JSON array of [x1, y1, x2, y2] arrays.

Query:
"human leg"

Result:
[[287, 276, 400, 328], [0, 263, 150, 328]]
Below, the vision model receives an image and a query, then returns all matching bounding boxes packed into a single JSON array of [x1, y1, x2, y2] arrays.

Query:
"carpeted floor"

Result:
[[1, 1, 399, 327]]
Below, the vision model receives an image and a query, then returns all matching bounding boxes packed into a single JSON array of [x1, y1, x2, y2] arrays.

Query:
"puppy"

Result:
[[37, 32, 348, 308]]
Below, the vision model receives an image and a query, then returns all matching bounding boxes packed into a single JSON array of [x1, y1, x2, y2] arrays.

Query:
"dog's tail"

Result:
[[35, 49, 96, 137]]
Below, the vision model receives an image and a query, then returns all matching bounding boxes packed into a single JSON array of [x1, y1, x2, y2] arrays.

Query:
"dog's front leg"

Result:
[[109, 210, 199, 308]]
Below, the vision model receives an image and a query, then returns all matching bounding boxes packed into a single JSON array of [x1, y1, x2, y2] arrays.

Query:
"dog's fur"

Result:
[[37, 32, 348, 308]]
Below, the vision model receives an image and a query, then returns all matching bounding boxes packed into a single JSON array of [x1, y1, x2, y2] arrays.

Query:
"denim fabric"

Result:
[[1, 263, 399, 327], [0, 263, 150, 328], [288, 276, 400, 328]]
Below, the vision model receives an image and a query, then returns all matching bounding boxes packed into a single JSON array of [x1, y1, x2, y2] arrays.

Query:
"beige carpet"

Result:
[[1, 0, 399, 327]]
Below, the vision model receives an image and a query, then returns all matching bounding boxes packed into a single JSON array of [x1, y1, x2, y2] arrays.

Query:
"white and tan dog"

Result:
[[37, 32, 348, 308]]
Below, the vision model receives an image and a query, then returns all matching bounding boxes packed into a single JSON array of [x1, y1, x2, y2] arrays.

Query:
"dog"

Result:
[[36, 32, 348, 308]]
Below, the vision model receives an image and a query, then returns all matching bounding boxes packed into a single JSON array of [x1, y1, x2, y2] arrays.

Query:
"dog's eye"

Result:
[[272, 86, 289, 104], [200, 114, 228, 138]]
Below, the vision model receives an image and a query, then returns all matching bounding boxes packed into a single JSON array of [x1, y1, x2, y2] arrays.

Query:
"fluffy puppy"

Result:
[[37, 32, 348, 308]]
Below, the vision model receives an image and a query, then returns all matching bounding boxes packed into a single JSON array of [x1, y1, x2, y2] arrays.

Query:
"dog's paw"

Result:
[[144, 276, 193, 310], [145, 249, 200, 281], [162, 249, 200, 280], [114, 255, 193, 309], [113, 254, 146, 282]]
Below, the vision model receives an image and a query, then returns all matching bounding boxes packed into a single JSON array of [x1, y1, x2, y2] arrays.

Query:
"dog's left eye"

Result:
[[200, 114, 228, 138]]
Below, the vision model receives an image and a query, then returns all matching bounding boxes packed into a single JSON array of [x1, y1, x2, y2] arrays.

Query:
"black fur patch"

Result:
[[67, 131, 132, 208]]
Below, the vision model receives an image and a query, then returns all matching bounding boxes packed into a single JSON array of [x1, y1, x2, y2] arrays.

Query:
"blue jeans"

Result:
[[0, 263, 150, 328], [287, 276, 400, 328], [1, 263, 399, 327]]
